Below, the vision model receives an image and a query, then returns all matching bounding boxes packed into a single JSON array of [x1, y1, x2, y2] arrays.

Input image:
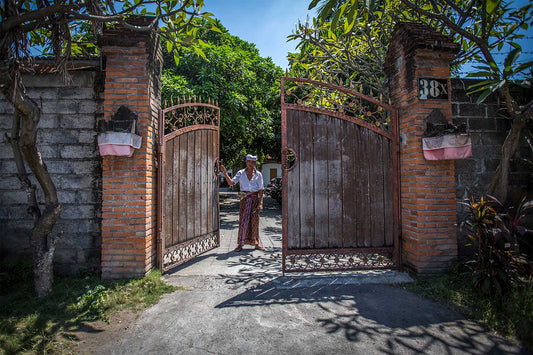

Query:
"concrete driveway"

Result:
[[99, 192, 525, 355]]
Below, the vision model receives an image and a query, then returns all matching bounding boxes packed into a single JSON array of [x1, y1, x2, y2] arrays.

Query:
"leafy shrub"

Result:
[[76, 284, 109, 321], [461, 195, 532, 296]]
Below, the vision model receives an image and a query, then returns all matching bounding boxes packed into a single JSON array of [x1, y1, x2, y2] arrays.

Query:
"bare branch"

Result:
[[400, 0, 499, 79], [1, 4, 80, 33]]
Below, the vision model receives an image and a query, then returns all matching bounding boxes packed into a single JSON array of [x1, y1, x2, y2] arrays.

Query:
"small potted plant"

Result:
[[422, 109, 472, 160], [98, 106, 142, 157]]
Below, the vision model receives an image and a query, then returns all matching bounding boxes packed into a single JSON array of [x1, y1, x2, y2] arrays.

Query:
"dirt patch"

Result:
[[60, 309, 140, 354]]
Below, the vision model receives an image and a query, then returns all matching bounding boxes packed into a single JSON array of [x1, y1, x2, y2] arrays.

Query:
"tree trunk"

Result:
[[487, 117, 527, 202], [487, 91, 532, 203], [1, 62, 62, 297]]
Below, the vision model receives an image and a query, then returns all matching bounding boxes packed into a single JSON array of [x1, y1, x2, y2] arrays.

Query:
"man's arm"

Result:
[[220, 165, 235, 186]]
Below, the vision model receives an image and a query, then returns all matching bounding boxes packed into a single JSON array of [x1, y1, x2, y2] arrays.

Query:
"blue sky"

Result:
[[201, 0, 533, 75], [202, 0, 313, 70]]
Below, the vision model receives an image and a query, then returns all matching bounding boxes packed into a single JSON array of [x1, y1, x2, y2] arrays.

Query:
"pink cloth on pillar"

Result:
[[422, 134, 472, 160]]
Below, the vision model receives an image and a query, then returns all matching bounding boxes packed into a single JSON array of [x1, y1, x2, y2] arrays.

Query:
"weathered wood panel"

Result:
[[383, 139, 394, 246], [352, 124, 363, 247], [313, 114, 329, 248], [207, 131, 213, 234], [342, 119, 356, 248], [172, 136, 180, 245], [178, 134, 188, 243], [186, 132, 195, 241], [163, 129, 220, 249], [287, 110, 300, 249], [285, 110, 395, 251], [327, 115, 342, 248], [299, 110, 314, 249], [209, 132, 215, 230], [371, 134, 385, 247], [164, 139, 174, 247], [194, 131, 202, 238], [201, 130, 208, 236], [160, 103, 220, 273], [359, 127, 372, 247]]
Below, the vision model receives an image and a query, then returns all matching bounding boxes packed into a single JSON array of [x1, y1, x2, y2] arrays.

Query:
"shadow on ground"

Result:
[[213, 279, 524, 354], [106, 191, 524, 355]]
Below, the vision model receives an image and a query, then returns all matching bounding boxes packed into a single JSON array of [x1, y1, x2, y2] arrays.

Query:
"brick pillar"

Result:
[[99, 20, 162, 279], [385, 23, 460, 273]]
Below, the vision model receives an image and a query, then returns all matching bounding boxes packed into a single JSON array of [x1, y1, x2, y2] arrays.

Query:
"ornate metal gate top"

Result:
[[160, 99, 220, 135], [281, 77, 397, 139]]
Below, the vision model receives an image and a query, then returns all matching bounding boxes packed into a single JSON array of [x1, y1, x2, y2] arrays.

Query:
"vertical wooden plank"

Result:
[[214, 127, 220, 231], [172, 136, 180, 246], [352, 124, 363, 247], [360, 128, 372, 247], [383, 138, 394, 246], [187, 132, 195, 241], [327, 115, 342, 248], [178, 134, 188, 243], [370, 132, 386, 247], [164, 138, 174, 248], [287, 109, 300, 249], [299, 110, 315, 249], [313, 114, 329, 248], [194, 130, 202, 238], [201, 130, 208, 236], [209, 131, 215, 231], [206, 130, 213, 234], [341, 120, 357, 248]]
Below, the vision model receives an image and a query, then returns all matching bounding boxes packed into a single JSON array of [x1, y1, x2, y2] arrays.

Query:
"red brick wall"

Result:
[[385, 23, 460, 273], [100, 27, 162, 279]]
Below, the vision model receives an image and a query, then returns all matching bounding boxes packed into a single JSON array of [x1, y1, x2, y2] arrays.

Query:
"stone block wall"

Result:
[[0, 67, 104, 274], [452, 79, 533, 257]]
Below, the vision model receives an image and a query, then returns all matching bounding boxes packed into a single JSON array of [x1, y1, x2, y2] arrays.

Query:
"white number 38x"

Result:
[[419, 79, 448, 99]]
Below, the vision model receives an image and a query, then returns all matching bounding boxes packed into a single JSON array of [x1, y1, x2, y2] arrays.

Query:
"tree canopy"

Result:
[[288, 0, 401, 97], [292, 0, 533, 201], [161, 20, 284, 170]]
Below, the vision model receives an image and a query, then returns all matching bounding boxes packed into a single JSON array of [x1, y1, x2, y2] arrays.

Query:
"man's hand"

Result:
[[258, 203, 263, 212], [220, 164, 227, 174]]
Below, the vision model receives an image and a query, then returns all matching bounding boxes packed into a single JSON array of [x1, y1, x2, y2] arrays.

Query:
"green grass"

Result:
[[404, 267, 533, 349], [0, 262, 180, 354]]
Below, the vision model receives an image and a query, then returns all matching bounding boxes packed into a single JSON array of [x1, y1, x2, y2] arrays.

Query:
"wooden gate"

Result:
[[281, 78, 400, 272], [157, 101, 220, 272]]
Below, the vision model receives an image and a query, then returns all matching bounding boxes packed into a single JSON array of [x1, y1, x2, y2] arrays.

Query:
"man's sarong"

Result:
[[238, 192, 260, 245]]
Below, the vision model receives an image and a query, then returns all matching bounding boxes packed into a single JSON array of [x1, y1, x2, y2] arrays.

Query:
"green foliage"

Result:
[[295, 0, 533, 101], [162, 70, 194, 103], [2, 0, 219, 76], [162, 21, 284, 170], [0, 265, 178, 354], [461, 195, 532, 296], [468, 47, 533, 104], [288, 0, 401, 96], [76, 284, 109, 321], [301, 0, 533, 203], [406, 268, 533, 348]]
